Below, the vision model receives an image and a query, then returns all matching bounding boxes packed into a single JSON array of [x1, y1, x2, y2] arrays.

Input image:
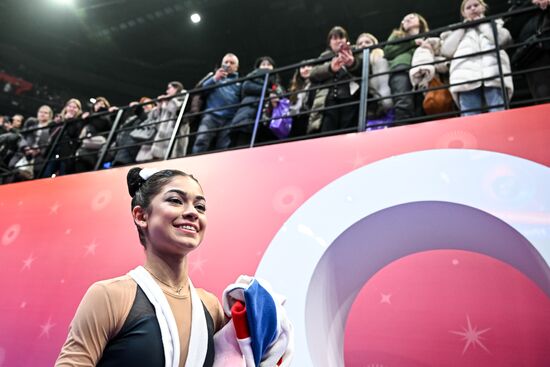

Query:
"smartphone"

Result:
[[222, 64, 230, 72], [339, 42, 351, 52]]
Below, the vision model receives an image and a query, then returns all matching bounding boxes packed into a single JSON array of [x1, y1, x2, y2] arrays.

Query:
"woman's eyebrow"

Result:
[[165, 189, 206, 202]]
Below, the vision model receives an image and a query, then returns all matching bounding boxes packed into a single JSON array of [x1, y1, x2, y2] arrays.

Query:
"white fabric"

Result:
[[213, 319, 246, 367], [128, 266, 208, 367], [440, 18, 513, 104], [237, 337, 256, 367], [185, 276, 209, 367], [129, 266, 179, 367], [369, 55, 393, 112]]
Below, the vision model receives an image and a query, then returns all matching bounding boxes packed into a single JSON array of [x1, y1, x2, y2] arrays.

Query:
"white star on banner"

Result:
[[65, 228, 72, 235], [20, 301, 26, 308], [450, 315, 491, 355], [84, 240, 98, 256], [21, 253, 37, 271], [190, 256, 207, 274], [49, 202, 61, 215], [39, 317, 55, 338], [380, 293, 392, 304]]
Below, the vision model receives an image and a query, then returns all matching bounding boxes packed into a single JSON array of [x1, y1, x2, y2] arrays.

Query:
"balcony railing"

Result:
[[1, 5, 548, 184]]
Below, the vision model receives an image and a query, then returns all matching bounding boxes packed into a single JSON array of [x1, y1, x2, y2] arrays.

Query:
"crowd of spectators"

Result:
[[1, 0, 549, 184]]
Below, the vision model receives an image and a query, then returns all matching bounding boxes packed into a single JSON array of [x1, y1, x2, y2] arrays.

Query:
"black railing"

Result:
[[1, 5, 548, 184]]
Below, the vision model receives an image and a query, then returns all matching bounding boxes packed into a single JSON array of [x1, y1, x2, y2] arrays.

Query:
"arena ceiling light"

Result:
[[190, 13, 201, 24], [53, 0, 75, 5]]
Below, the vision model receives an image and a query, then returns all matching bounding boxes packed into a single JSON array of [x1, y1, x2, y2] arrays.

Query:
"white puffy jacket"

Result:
[[410, 37, 450, 89], [369, 53, 393, 112], [441, 18, 513, 104]]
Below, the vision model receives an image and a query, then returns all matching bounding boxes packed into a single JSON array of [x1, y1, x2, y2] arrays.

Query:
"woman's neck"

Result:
[[144, 251, 189, 290], [407, 28, 420, 36]]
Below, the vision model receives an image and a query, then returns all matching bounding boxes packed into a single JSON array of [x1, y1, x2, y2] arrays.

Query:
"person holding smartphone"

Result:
[[191, 53, 242, 154], [308, 26, 363, 134]]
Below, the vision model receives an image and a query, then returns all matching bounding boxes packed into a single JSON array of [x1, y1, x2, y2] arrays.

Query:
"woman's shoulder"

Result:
[[86, 274, 137, 304], [195, 287, 221, 309]]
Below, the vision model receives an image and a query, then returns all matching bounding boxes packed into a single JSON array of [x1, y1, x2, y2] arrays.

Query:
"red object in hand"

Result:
[[231, 300, 250, 339]]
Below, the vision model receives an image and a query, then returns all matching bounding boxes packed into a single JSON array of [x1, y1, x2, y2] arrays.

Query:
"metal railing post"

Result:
[[249, 72, 270, 148], [94, 109, 124, 171], [164, 92, 190, 160], [358, 48, 371, 132], [38, 121, 68, 178], [490, 18, 510, 110]]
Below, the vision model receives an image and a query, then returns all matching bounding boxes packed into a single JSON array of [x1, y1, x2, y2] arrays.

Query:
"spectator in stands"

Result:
[[409, 37, 455, 116], [42, 98, 83, 177], [441, 0, 513, 116], [181, 72, 215, 155], [355, 33, 394, 122], [112, 97, 155, 167], [505, 0, 550, 101], [288, 63, 314, 138], [0, 129, 21, 181], [384, 13, 430, 124], [308, 26, 363, 134], [74, 97, 114, 173], [230, 56, 282, 147], [14, 105, 55, 179], [137, 82, 189, 162], [10, 114, 24, 131], [0, 115, 7, 134], [191, 54, 241, 153]]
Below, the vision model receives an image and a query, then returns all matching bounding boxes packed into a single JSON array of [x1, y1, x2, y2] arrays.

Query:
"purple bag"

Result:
[[269, 98, 292, 139], [366, 108, 395, 131]]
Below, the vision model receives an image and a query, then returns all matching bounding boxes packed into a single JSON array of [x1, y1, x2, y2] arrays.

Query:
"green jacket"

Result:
[[383, 33, 418, 70]]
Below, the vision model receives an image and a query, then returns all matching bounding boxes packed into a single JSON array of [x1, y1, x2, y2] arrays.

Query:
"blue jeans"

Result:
[[458, 87, 505, 116], [191, 113, 232, 153]]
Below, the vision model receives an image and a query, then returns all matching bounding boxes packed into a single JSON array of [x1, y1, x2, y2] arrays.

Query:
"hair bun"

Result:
[[127, 167, 144, 197]]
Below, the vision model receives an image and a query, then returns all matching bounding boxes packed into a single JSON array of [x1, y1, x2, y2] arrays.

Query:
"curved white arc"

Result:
[[256, 149, 550, 367]]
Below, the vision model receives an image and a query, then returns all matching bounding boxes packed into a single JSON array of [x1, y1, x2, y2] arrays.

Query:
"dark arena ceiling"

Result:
[[0, 0, 510, 108]]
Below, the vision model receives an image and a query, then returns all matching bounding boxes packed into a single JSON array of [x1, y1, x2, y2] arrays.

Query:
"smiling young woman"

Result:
[[55, 167, 224, 367]]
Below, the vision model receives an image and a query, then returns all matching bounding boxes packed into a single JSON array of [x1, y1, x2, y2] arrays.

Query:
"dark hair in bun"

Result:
[[127, 167, 200, 246]]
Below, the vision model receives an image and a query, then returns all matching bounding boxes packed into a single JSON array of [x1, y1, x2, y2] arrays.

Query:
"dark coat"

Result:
[[74, 110, 113, 171], [505, 1, 550, 66], [112, 106, 150, 166], [231, 69, 275, 133], [47, 117, 85, 159], [307, 49, 363, 132]]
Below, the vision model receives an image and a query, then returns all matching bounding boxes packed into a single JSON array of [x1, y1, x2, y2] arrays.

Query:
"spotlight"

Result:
[[53, 0, 75, 5], [190, 13, 201, 24]]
